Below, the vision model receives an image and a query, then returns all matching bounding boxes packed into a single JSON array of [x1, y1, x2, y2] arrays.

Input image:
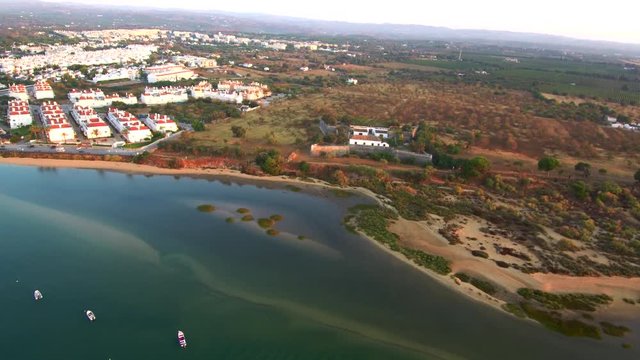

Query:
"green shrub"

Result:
[[471, 250, 489, 258], [400, 247, 451, 275], [258, 218, 275, 228], [521, 303, 601, 339], [270, 214, 284, 222], [196, 204, 215, 212], [237, 208, 251, 214], [241, 215, 254, 221], [502, 303, 526, 318], [517, 288, 612, 311], [600, 322, 630, 337], [225, 217, 235, 223], [470, 278, 497, 295], [266, 229, 279, 236]]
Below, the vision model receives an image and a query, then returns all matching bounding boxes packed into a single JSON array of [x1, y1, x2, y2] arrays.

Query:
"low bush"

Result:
[[196, 204, 215, 212]]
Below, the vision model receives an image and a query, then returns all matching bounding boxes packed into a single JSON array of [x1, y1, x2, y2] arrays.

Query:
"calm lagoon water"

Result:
[[0, 164, 637, 359]]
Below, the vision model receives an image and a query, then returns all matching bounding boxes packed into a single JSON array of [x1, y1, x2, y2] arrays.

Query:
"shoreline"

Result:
[[2, 157, 639, 321], [0, 157, 386, 205]]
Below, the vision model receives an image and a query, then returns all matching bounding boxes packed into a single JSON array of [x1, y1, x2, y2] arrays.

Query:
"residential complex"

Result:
[[9, 84, 29, 101], [188, 81, 243, 103], [32, 80, 55, 99], [70, 105, 112, 139], [140, 86, 189, 105], [0, 45, 158, 76], [144, 64, 195, 83], [68, 88, 137, 108], [38, 101, 76, 143], [143, 113, 179, 133], [7, 99, 33, 129], [106, 108, 152, 143], [216, 80, 271, 101]]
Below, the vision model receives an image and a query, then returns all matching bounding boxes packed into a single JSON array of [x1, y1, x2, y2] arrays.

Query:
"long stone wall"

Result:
[[309, 144, 432, 165]]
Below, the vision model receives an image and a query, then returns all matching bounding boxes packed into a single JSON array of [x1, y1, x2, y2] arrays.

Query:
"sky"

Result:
[[44, 0, 640, 44]]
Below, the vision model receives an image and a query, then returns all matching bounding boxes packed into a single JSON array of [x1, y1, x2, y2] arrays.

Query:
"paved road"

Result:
[[0, 143, 143, 156], [0, 131, 184, 157]]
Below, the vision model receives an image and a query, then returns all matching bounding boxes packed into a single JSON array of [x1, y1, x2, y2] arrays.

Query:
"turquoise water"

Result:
[[0, 165, 637, 359]]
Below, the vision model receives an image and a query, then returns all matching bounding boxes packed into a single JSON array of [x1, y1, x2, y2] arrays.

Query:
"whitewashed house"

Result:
[[349, 135, 389, 147]]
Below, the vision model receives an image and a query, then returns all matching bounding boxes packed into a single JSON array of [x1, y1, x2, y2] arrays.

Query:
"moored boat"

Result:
[[34, 290, 43, 300], [85, 310, 96, 321], [177, 330, 187, 348]]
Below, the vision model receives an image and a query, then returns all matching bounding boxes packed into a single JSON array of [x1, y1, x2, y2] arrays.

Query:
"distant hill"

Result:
[[2, 0, 640, 56]]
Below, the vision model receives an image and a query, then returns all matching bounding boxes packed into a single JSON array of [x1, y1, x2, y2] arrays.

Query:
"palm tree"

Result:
[[92, 128, 100, 139]]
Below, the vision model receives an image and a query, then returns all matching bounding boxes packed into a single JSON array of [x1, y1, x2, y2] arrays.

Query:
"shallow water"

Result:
[[0, 165, 637, 359]]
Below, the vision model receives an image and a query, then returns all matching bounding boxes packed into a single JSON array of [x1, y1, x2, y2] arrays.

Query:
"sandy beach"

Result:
[[2, 156, 640, 318]]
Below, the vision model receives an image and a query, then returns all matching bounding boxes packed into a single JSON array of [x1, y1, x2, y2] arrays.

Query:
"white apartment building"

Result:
[[32, 80, 55, 99], [7, 99, 33, 129], [349, 135, 389, 147], [70, 105, 112, 139], [106, 108, 152, 143], [9, 84, 29, 101], [92, 67, 140, 83], [143, 113, 179, 133], [68, 88, 137, 107], [38, 101, 76, 143], [140, 86, 189, 105], [144, 64, 195, 83]]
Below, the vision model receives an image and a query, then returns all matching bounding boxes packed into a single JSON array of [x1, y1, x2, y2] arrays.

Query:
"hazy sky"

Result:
[[44, 0, 640, 44]]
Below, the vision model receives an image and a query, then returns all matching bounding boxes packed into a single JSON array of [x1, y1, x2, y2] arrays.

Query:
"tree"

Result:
[[298, 161, 310, 175], [574, 162, 591, 178], [231, 125, 246, 138], [570, 180, 590, 201], [461, 156, 491, 179], [634, 169, 640, 183], [255, 150, 283, 175], [538, 156, 560, 175]]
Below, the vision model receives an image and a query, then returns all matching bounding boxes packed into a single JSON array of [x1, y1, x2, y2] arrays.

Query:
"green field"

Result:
[[407, 53, 640, 103]]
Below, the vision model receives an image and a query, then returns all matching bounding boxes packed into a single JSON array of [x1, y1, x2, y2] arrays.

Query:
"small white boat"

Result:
[[85, 310, 96, 322], [177, 330, 187, 348], [34, 290, 43, 300]]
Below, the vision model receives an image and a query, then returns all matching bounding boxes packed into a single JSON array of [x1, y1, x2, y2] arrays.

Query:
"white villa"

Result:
[[140, 86, 189, 105], [32, 80, 55, 99], [106, 108, 152, 143], [143, 113, 179, 133], [144, 64, 195, 83], [350, 125, 390, 139], [70, 105, 112, 139], [349, 135, 389, 147], [7, 99, 33, 129], [38, 101, 76, 143], [9, 84, 29, 101]]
